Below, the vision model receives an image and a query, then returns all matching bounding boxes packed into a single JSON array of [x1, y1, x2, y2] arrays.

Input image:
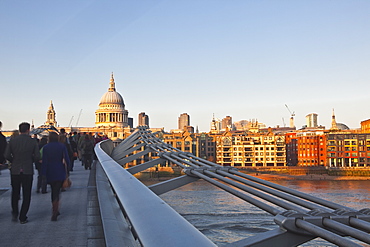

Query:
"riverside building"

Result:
[[326, 133, 370, 167], [214, 130, 286, 167]]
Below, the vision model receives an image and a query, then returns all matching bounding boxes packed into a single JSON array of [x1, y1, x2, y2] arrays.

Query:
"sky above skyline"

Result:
[[1, 1, 370, 132]]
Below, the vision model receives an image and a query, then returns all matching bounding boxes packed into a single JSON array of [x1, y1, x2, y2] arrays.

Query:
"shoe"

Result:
[[42, 191, 47, 194], [20, 219, 28, 224]]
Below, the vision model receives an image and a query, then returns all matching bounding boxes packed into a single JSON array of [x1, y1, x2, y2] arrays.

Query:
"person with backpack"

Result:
[[81, 134, 94, 170]]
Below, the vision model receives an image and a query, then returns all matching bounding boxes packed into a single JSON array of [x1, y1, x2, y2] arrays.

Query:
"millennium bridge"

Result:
[[0, 126, 369, 246]]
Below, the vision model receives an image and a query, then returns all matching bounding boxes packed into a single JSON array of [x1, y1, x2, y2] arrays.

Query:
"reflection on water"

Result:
[[159, 179, 370, 246], [275, 180, 370, 210]]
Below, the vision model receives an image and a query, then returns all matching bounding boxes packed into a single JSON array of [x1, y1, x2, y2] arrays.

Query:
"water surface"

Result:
[[159, 179, 370, 246]]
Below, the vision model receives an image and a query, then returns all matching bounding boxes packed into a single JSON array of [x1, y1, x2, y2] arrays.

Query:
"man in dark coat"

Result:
[[5, 122, 40, 224], [0, 121, 7, 168]]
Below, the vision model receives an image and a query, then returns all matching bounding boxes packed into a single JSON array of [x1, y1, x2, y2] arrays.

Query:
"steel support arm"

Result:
[[295, 219, 362, 247], [113, 142, 146, 161], [111, 130, 141, 157], [127, 158, 166, 175], [116, 148, 152, 166], [148, 175, 199, 195]]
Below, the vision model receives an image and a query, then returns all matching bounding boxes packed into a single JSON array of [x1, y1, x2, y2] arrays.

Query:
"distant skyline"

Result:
[[1, 1, 370, 131]]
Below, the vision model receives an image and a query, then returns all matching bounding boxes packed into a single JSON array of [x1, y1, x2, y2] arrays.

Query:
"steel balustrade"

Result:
[[95, 126, 370, 247]]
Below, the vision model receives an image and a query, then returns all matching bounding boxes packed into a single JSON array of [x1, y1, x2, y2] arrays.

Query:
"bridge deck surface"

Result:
[[0, 160, 102, 247]]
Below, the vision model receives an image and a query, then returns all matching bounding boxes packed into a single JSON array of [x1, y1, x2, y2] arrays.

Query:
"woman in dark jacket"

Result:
[[42, 132, 70, 221]]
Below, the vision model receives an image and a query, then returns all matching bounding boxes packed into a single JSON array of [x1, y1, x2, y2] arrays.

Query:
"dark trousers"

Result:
[[50, 181, 63, 202], [83, 154, 92, 169], [11, 174, 33, 221], [36, 164, 47, 193], [70, 156, 75, 171]]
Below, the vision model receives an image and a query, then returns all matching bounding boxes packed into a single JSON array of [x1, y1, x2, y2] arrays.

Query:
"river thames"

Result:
[[159, 179, 370, 246]]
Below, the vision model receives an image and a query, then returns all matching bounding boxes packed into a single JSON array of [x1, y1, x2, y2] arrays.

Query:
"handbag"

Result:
[[62, 177, 72, 189]]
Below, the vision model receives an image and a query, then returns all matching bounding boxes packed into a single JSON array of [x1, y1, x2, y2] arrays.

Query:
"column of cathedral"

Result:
[[97, 113, 125, 124]]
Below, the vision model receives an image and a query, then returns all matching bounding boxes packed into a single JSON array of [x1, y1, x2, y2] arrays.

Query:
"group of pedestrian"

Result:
[[0, 121, 102, 224], [75, 131, 105, 170]]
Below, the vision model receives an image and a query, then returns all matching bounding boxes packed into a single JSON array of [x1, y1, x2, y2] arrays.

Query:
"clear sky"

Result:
[[1, 1, 370, 132]]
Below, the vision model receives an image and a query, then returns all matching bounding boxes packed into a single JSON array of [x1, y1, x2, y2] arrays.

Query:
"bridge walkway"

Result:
[[0, 160, 103, 247]]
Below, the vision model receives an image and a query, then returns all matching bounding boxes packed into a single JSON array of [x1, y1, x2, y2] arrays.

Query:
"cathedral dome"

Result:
[[99, 90, 124, 105], [337, 123, 350, 130]]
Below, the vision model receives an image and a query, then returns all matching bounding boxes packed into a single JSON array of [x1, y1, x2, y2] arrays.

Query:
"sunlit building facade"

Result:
[[178, 113, 190, 130], [138, 112, 149, 126], [215, 130, 286, 167], [296, 131, 326, 166], [327, 133, 370, 167]]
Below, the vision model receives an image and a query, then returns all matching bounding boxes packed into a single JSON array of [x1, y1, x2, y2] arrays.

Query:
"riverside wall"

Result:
[[134, 166, 370, 180]]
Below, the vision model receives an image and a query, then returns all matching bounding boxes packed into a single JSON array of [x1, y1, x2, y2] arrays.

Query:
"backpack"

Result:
[[83, 140, 94, 154]]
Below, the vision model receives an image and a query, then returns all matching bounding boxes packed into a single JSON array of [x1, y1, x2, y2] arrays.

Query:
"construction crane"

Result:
[[285, 104, 295, 128], [68, 116, 74, 127], [75, 109, 83, 127]]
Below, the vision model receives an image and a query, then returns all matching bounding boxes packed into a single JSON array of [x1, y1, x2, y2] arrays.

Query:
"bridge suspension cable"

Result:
[[95, 126, 370, 247]]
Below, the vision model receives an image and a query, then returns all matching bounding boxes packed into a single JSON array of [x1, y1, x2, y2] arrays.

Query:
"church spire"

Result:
[[46, 100, 57, 126], [49, 100, 54, 110], [109, 72, 116, 92], [331, 108, 338, 130]]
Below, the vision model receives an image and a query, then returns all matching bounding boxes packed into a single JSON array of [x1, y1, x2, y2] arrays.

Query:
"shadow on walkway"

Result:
[[0, 160, 101, 247]]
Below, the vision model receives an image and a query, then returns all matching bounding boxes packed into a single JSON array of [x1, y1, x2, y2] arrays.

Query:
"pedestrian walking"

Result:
[[0, 121, 7, 174], [42, 132, 70, 221], [58, 133, 73, 172], [5, 122, 40, 224], [81, 134, 94, 170], [68, 135, 77, 171], [36, 136, 48, 193], [78, 132, 86, 166]]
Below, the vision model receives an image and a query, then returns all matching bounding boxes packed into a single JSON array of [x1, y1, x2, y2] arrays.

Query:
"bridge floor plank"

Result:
[[0, 160, 94, 247]]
